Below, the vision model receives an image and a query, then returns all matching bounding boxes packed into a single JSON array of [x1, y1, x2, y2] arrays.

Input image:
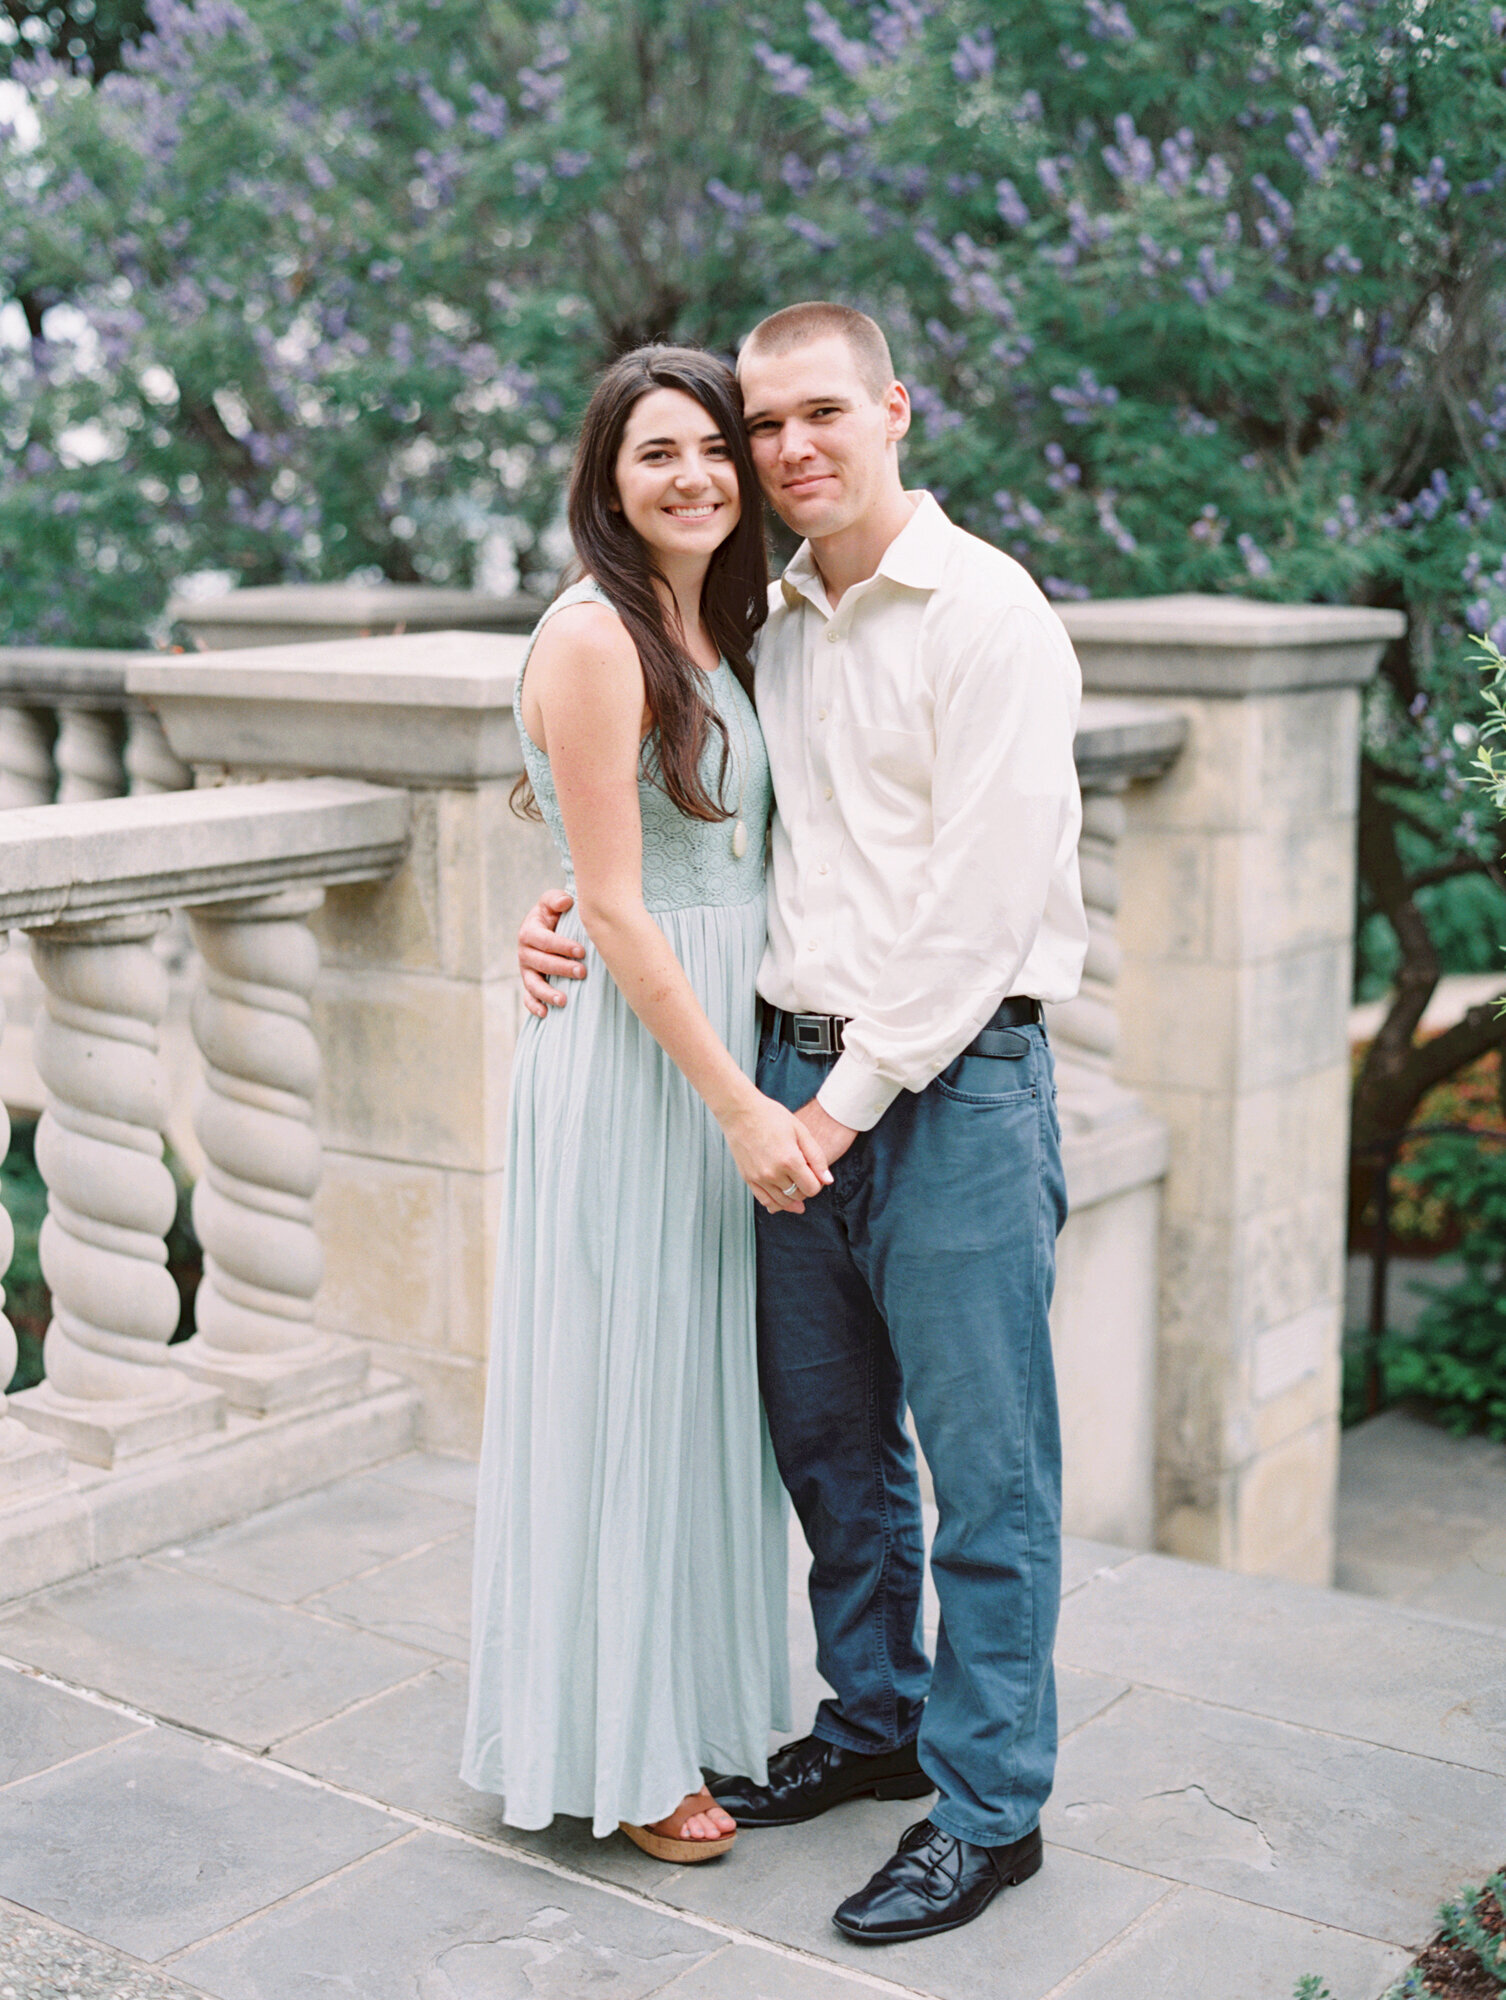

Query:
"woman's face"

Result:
[[612, 387, 742, 562]]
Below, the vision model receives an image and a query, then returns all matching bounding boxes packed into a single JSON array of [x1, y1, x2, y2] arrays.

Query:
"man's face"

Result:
[[739, 334, 910, 542]]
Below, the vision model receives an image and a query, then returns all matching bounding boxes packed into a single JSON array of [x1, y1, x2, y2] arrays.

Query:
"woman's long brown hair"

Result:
[[512, 344, 768, 822]]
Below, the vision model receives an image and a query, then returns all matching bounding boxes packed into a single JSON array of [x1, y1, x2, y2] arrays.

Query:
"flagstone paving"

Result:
[[0, 1447, 1495, 2000]]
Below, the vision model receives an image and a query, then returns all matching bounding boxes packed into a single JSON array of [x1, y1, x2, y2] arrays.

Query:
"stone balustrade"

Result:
[[0, 776, 418, 1597], [0, 591, 1405, 1597], [0, 648, 193, 808]]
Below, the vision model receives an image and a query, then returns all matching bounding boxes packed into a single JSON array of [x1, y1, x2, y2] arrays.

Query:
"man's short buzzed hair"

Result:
[[740, 301, 895, 399]]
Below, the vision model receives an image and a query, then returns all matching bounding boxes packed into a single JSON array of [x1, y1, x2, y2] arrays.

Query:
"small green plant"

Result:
[[1302, 1866, 1506, 1999], [1473, 636, 1506, 841]]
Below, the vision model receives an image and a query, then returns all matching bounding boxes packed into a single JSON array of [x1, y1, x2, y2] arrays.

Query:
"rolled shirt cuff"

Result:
[[816, 1050, 902, 1132]]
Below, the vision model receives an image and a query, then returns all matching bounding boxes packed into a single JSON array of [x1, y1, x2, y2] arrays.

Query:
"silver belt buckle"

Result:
[[792, 1013, 843, 1056]]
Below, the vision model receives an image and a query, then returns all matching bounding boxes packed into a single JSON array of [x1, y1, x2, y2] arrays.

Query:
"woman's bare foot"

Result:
[[649, 1786, 736, 1842]]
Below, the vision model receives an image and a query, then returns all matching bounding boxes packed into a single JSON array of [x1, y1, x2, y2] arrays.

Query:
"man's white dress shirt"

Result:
[[755, 492, 1088, 1132]]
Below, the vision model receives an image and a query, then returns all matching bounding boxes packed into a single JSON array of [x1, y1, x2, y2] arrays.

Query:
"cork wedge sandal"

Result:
[[620, 1787, 738, 1864]]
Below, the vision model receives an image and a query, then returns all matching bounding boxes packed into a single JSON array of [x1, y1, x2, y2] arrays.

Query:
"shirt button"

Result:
[[807, 940, 817, 951], [825, 628, 839, 644], [818, 863, 829, 875], [817, 707, 828, 721], [823, 786, 833, 800]]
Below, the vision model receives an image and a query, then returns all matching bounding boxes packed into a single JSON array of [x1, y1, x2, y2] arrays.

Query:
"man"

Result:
[[518, 301, 1086, 1943]]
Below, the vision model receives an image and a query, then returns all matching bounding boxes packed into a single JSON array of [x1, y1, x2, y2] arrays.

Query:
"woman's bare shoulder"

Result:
[[530, 596, 639, 674]]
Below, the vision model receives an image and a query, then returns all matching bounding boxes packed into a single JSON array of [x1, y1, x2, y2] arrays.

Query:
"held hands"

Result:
[[719, 1090, 834, 1215], [795, 1096, 858, 1169], [519, 891, 586, 1017]]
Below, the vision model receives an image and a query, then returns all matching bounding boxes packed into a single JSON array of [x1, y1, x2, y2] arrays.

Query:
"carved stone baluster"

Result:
[[0, 705, 57, 808], [0, 958, 69, 1496], [124, 708, 192, 795], [54, 708, 128, 802], [1047, 786, 1141, 1130], [8, 915, 223, 1467], [172, 888, 367, 1413]]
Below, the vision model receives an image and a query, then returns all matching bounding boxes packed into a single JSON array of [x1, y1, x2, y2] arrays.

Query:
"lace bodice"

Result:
[[514, 579, 771, 913]]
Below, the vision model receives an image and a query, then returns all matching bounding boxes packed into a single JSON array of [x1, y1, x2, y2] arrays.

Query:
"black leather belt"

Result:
[[762, 995, 1042, 1060]]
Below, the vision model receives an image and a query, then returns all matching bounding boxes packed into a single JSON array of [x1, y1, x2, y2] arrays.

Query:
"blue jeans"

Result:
[[755, 1023, 1067, 1845]]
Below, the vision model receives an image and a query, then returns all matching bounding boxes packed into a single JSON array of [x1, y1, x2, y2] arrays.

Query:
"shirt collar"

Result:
[[780, 490, 951, 611]]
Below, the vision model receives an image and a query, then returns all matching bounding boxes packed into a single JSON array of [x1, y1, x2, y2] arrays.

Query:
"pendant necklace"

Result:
[[725, 672, 751, 859]]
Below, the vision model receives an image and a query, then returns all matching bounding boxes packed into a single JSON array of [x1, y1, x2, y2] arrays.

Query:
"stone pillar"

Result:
[[129, 631, 559, 1451], [171, 888, 368, 1413], [0, 706, 56, 808], [0, 957, 69, 1497], [9, 914, 223, 1466], [1060, 595, 1403, 1582], [1049, 701, 1185, 1548], [54, 709, 128, 803]]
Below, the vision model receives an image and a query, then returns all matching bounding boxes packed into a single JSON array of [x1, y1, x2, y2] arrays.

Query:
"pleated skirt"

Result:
[[461, 895, 789, 1835]]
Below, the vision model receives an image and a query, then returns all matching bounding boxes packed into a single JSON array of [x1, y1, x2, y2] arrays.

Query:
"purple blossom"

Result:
[[1095, 491, 1137, 555], [1102, 113, 1153, 185], [951, 29, 995, 81], [1043, 577, 1091, 600], [1156, 129, 1196, 194], [995, 178, 1030, 229], [1051, 367, 1119, 423], [1066, 199, 1112, 253], [553, 149, 592, 179], [706, 178, 761, 218], [1286, 105, 1341, 180], [781, 153, 815, 195], [806, 2, 870, 76], [1084, 0, 1136, 40], [467, 84, 509, 139], [1236, 532, 1271, 579], [1411, 156, 1451, 207], [513, 160, 547, 195], [417, 80, 455, 130], [1036, 157, 1067, 201], [1323, 242, 1362, 275], [753, 40, 812, 95], [909, 383, 964, 438], [1058, 42, 1088, 71], [305, 152, 335, 191], [786, 214, 838, 252], [1413, 468, 1451, 521], [1323, 494, 1360, 539]]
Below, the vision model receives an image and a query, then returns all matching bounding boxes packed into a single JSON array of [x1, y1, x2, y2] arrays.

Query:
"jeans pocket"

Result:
[[933, 1052, 1039, 1107]]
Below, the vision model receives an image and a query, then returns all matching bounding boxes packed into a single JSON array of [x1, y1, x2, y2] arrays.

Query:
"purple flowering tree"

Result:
[[2, 0, 1505, 1151], [738, 0, 1506, 1152], [0, 0, 826, 635]]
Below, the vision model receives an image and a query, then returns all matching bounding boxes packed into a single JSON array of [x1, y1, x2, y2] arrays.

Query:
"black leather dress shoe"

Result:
[[707, 1733, 933, 1828], [832, 1817, 1043, 1943]]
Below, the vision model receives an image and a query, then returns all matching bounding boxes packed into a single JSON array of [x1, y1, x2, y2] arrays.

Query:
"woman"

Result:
[[461, 346, 830, 1861]]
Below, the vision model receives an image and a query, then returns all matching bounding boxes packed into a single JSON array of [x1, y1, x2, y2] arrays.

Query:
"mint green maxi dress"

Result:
[[462, 581, 789, 1836]]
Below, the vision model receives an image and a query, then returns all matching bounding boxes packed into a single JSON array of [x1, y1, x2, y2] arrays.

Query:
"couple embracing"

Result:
[[460, 301, 1087, 1947]]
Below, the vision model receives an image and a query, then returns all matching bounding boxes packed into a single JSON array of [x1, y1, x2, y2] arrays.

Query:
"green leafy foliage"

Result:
[[1378, 1130, 1506, 1436], [1, 1115, 200, 1394]]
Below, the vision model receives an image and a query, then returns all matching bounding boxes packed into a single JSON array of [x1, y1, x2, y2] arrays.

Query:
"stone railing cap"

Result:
[[1060, 594, 1406, 649], [168, 584, 542, 632], [0, 775, 410, 928], [1060, 594, 1405, 697], [130, 629, 526, 709], [0, 646, 152, 707]]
